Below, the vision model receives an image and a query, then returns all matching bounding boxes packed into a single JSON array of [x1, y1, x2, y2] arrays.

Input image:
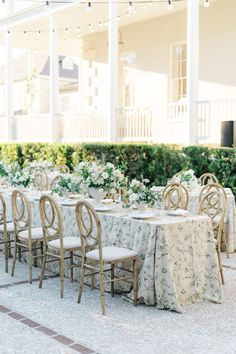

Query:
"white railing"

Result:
[[0, 99, 235, 144], [197, 99, 236, 143], [116, 107, 152, 141], [13, 114, 51, 142], [61, 110, 107, 142]]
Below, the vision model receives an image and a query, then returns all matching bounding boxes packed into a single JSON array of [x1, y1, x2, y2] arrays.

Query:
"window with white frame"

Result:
[[171, 43, 187, 102]]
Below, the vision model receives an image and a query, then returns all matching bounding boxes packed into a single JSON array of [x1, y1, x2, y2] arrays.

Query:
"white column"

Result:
[[49, 14, 59, 142], [108, 0, 118, 141], [5, 1, 14, 142], [187, 0, 199, 144], [5, 30, 13, 141]]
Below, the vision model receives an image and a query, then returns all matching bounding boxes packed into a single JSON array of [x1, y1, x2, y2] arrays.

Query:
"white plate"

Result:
[[167, 209, 189, 216], [128, 211, 156, 220], [94, 204, 115, 212], [61, 199, 78, 206]]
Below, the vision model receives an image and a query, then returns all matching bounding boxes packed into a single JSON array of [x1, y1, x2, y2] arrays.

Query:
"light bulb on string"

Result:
[[128, 1, 136, 14], [65, 27, 69, 34], [142, 3, 147, 10], [2, 0, 5, 4], [38, 30, 41, 36], [117, 15, 121, 21], [204, 0, 210, 8], [87, 2, 92, 12], [46, 0, 49, 6], [98, 20, 102, 27], [77, 26, 80, 33], [167, 0, 173, 10], [24, 31, 27, 36]]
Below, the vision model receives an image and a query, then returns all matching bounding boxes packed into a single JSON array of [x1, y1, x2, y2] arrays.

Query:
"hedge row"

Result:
[[0, 143, 235, 195]]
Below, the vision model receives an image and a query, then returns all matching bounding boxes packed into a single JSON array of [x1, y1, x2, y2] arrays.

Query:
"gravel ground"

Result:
[[0, 254, 235, 354]]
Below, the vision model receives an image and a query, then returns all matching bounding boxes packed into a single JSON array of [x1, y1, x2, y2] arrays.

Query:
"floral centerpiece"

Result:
[[171, 169, 200, 192], [27, 160, 54, 172], [7, 166, 33, 188], [52, 175, 81, 197], [128, 179, 162, 209], [75, 161, 127, 202], [0, 161, 9, 185]]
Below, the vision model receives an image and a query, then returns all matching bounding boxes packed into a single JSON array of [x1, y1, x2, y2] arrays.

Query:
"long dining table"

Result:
[[3, 190, 223, 313]]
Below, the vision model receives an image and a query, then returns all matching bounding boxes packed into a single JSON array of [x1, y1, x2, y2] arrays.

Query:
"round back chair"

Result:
[[50, 175, 63, 190], [199, 173, 218, 186], [56, 165, 70, 174], [34, 168, 49, 191], [163, 182, 189, 210], [11, 189, 32, 236], [75, 200, 102, 254], [0, 192, 9, 272], [39, 194, 64, 249]]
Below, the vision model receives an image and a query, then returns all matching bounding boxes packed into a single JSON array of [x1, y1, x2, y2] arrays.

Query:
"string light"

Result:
[[45, 0, 49, 5], [2, 0, 5, 3], [128, 1, 136, 14], [167, 0, 173, 10], [38, 30, 41, 36], [65, 27, 69, 33], [204, 0, 210, 8], [87, 2, 92, 11]]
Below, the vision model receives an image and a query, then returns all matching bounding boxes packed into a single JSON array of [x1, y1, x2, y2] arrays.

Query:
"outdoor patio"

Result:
[[0, 253, 235, 354]]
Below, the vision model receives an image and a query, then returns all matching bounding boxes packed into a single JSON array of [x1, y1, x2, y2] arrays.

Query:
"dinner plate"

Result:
[[167, 209, 189, 216], [94, 204, 116, 212], [60, 199, 78, 206], [128, 211, 156, 220]]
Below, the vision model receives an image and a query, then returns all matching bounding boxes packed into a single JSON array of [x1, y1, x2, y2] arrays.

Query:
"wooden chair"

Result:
[[34, 168, 49, 191], [39, 195, 81, 298], [56, 165, 70, 174], [11, 189, 44, 283], [163, 182, 189, 210], [199, 183, 228, 284], [0, 192, 15, 273], [50, 175, 63, 190], [75, 200, 138, 315], [199, 173, 218, 186]]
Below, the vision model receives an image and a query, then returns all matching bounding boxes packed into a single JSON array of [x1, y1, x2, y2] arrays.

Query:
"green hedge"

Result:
[[0, 143, 235, 195]]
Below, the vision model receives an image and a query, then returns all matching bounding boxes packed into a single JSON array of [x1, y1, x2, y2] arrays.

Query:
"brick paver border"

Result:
[[0, 278, 95, 354]]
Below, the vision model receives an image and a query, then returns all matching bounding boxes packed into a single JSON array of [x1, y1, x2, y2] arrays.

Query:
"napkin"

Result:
[[168, 209, 189, 216]]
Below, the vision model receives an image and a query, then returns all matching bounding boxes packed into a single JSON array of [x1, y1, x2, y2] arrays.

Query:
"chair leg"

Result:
[[18, 245, 22, 262], [4, 234, 9, 273], [33, 244, 37, 267], [99, 261, 106, 315], [133, 259, 138, 306], [40, 241, 44, 266], [111, 264, 115, 297], [39, 253, 46, 288], [28, 245, 33, 284], [222, 229, 229, 259], [60, 259, 64, 299], [70, 251, 73, 283], [78, 256, 85, 303], [11, 241, 17, 277], [217, 247, 224, 285]]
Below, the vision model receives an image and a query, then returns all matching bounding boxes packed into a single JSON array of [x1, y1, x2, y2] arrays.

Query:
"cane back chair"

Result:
[[199, 183, 228, 284], [39, 195, 81, 298], [163, 182, 189, 210], [11, 189, 44, 283], [199, 173, 218, 186], [75, 200, 138, 315], [34, 168, 49, 191]]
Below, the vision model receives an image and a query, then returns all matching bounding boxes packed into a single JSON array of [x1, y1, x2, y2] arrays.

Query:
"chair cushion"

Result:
[[48, 237, 81, 250], [18, 227, 44, 240], [0, 222, 15, 233], [86, 246, 137, 262]]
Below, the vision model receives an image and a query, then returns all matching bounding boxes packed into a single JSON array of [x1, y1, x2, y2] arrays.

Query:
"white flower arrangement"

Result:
[[172, 169, 200, 191], [52, 175, 82, 197], [128, 179, 162, 207], [75, 161, 127, 192], [7, 166, 33, 188], [28, 160, 54, 172]]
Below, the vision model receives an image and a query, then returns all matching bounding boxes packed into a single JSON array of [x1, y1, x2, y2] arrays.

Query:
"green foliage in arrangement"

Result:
[[0, 143, 235, 195]]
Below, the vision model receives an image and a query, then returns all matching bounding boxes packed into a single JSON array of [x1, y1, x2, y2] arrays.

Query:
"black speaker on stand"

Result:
[[221, 121, 236, 147]]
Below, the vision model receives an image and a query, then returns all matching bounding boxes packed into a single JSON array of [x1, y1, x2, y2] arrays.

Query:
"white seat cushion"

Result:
[[18, 227, 43, 240], [0, 222, 15, 233], [48, 237, 81, 250], [86, 246, 137, 262]]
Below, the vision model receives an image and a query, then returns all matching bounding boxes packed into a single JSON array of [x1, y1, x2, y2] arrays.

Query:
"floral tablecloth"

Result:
[[159, 187, 236, 253], [3, 193, 223, 313]]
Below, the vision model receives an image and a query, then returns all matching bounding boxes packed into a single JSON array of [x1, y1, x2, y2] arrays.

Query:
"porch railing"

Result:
[[0, 99, 236, 144]]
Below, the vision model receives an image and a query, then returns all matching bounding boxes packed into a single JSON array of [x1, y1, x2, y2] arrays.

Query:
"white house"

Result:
[[0, 0, 235, 144]]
